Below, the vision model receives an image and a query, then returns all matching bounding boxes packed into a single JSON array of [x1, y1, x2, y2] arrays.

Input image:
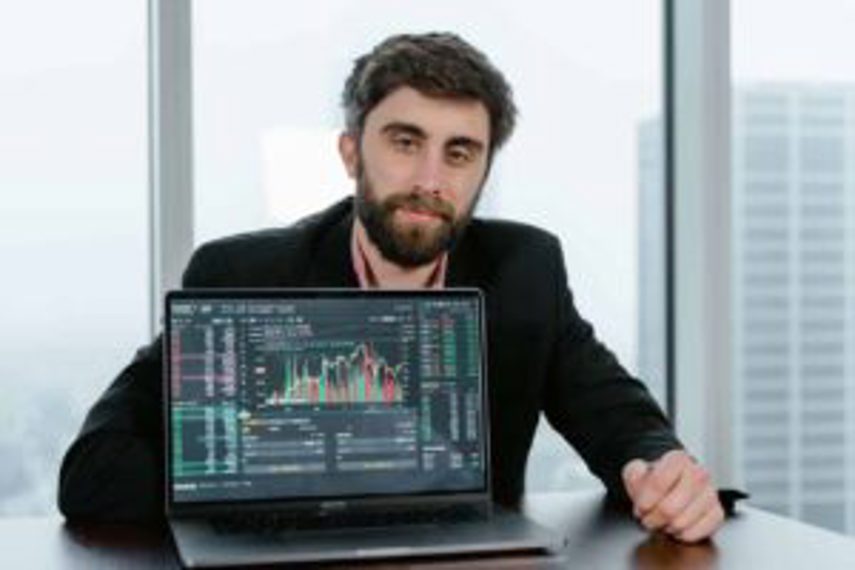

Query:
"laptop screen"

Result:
[[165, 290, 487, 506]]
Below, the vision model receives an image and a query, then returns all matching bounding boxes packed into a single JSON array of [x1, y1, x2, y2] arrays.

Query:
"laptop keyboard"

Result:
[[211, 504, 487, 535]]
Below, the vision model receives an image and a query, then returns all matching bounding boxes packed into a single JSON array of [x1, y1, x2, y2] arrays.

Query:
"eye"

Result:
[[391, 134, 419, 153], [447, 146, 474, 165]]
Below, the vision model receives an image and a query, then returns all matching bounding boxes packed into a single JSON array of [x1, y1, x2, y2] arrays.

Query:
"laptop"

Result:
[[164, 288, 560, 567]]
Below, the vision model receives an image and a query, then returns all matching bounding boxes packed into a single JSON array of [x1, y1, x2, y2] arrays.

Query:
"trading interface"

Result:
[[168, 295, 484, 503]]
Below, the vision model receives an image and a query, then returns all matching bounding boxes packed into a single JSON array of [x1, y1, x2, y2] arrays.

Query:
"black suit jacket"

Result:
[[58, 197, 681, 521]]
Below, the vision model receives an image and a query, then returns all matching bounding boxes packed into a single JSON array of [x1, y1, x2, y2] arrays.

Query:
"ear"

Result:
[[338, 132, 359, 179]]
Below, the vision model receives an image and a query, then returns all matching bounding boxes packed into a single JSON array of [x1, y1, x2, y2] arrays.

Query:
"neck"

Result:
[[353, 219, 442, 289]]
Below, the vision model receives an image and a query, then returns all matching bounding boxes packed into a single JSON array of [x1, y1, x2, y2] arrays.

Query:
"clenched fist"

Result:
[[622, 450, 724, 543]]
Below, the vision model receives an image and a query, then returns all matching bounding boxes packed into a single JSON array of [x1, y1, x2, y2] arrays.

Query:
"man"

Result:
[[59, 32, 724, 543]]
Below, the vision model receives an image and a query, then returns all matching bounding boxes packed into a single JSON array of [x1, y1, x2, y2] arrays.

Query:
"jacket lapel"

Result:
[[303, 206, 360, 288], [446, 221, 483, 288]]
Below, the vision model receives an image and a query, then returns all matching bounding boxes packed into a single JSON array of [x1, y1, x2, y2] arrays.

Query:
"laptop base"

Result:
[[171, 508, 560, 567]]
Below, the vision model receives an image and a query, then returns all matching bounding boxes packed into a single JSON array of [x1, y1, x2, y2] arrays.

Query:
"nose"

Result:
[[412, 147, 448, 197]]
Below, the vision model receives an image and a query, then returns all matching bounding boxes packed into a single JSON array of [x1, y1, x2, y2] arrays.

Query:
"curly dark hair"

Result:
[[342, 32, 517, 155]]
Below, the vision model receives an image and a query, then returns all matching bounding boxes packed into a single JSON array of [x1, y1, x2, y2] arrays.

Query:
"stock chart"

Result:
[[168, 295, 484, 502]]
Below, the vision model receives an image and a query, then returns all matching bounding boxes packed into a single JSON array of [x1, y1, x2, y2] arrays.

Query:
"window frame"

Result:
[[667, 0, 735, 485], [148, 0, 195, 334]]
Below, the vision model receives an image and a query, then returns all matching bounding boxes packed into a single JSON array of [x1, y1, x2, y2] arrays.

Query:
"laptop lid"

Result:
[[163, 289, 490, 518]]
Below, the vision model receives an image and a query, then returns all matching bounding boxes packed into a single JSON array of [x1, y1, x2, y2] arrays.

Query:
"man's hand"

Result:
[[622, 450, 724, 543]]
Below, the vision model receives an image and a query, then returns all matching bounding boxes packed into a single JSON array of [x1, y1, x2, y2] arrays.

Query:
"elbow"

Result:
[[57, 433, 164, 523]]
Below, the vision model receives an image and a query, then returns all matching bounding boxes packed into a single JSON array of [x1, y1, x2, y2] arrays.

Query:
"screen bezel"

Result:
[[163, 288, 490, 518]]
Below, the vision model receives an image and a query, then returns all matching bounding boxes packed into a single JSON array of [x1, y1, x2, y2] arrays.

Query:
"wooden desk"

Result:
[[3, 491, 855, 569]]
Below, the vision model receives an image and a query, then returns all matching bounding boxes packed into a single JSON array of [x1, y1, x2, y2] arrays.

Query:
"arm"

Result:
[[57, 338, 165, 522], [58, 244, 229, 522], [540, 237, 681, 502], [540, 238, 723, 541]]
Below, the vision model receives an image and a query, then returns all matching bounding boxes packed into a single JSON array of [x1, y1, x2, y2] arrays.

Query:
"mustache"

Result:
[[384, 192, 455, 222]]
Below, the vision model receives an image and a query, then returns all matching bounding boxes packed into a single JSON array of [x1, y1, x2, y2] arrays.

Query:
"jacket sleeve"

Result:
[[57, 244, 228, 522], [57, 338, 166, 522], [541, 237, 683, 504]]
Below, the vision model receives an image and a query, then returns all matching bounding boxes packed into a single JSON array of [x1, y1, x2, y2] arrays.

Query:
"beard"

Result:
[[354, 165, 480, 268]]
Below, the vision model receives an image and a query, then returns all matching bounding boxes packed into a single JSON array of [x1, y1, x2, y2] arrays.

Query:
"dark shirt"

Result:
[[58, 197, 681, 522]]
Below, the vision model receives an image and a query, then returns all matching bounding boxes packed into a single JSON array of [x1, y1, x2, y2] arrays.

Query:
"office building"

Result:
[[639, 84, 855, 534]]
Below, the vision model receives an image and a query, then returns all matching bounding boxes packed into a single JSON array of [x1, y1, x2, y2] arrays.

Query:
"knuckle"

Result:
[[696, 485, 714, 504], [659, 501, 680, 520], [644, 514, 666, 531], [663, 449, 683, 463], [681, 524, 707, 542], [637, 489, 658, 510], [642, 519, 656, 530], [650, 472, 671, 493]]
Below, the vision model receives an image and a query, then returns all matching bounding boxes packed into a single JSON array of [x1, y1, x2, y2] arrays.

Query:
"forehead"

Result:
[[364, 86, 490, 143]]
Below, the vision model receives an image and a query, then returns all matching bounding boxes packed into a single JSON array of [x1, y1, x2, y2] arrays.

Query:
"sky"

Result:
[[733, 0, 855, 82]]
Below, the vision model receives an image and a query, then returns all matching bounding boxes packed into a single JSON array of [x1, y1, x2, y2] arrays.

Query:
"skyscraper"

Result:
[[638, 84, 855, 534], [733, 85, 855, 533]]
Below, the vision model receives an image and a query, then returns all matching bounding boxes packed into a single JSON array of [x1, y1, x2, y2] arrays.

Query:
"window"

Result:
[[732, 0, 855, 534], [0, 1, 148, 515]]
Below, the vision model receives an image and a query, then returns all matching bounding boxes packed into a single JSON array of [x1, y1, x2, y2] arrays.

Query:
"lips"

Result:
[[399, 206, 443, 220], [384, 192, 455, 223]]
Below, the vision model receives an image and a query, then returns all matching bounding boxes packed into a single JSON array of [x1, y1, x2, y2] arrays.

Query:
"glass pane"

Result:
[[193, 0, 664, 492], [0, 1, 148, 515], [733, 0, 855, 534]]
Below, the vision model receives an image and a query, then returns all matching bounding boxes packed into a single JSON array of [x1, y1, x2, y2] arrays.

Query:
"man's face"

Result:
[[339, 86, 491, 267]]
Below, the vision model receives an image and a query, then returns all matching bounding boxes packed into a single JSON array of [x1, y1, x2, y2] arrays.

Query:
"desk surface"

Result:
[[3, 491, 855, 569]]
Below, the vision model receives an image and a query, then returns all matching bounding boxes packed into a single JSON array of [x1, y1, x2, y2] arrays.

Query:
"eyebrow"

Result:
[[380, 122, 486, 153], [380, 122, 427, 139]]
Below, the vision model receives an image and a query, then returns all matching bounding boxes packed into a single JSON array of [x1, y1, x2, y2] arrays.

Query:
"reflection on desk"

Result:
[[2, 491, 855, 569]]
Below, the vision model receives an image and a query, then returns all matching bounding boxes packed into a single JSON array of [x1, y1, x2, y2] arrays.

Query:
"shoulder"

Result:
[[462, 216, 562, 260], [460, 217, 568, 329], [453, 216, 566, 300], [199, 197, 351, 254], [182, 197, 352, 286]]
